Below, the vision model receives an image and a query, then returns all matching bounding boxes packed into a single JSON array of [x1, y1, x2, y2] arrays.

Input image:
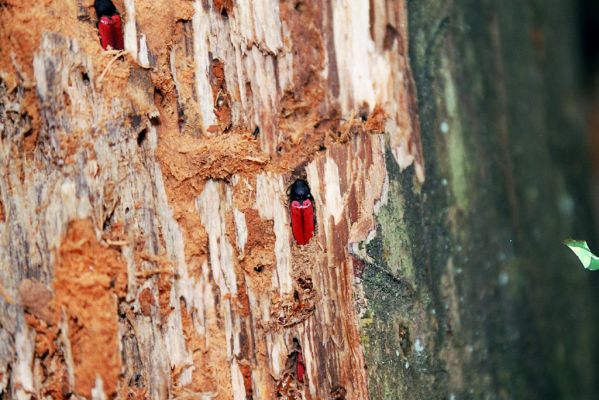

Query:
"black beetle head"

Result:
[[94, 0, 119, 18], [289, 179, 312, 202]]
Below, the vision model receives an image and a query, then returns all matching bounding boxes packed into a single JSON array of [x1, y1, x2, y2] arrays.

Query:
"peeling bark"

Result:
[[0, 0, 420, 399]]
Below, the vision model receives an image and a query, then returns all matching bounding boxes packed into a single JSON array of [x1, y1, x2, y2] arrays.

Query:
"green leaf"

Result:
[[563, 240, 599, 271]]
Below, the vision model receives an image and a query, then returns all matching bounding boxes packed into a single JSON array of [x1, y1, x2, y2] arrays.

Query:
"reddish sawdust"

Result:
[[234, 281, 251, 317], [208, 58, 232, 133], [270, 269, 317, 330], [52, 219, 127, 397], [102, 219, 128, 244], [23, 313, 69, 399], [238, 360, 253, 398], [157, 276, 173, 320], [21, 219, 127, 398], [138, 287, 155, 317], [236, 208, 277, 292], [134, 0, 194, 52], [117, 385, 148, 400], [175, 207, 208, 279], [158, 134, 267, 195], [132, 241, 177, 320], [174, 300, 218, 397], [18, 279, 66, 398]]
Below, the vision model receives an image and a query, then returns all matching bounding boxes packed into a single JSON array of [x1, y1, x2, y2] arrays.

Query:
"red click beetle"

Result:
[[285, 338, 306, 384], [94, 0, 124, 50], [296, 351, 306, 383], [289, 179, 315, 245]]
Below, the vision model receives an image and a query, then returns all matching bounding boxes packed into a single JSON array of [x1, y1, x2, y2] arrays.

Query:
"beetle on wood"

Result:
[[289, 179, 315, 245], [296, 350, 306, 383], [94, 0, 124, 50], [284, 338, 306, 384]]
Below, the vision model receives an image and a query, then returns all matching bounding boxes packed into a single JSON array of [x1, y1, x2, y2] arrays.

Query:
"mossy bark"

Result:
[[362, 1, 599, 399]]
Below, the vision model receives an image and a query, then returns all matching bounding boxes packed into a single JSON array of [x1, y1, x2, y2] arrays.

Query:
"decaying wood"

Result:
[[0, 0, 422, 398]]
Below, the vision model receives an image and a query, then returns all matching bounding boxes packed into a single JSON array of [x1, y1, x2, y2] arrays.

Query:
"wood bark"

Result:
[[1, 0, 598, 399], [0, 0, 420, 399]]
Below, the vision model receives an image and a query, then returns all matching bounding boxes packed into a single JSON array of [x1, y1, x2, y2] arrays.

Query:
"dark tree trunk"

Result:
[[0, 0, 597, 399]]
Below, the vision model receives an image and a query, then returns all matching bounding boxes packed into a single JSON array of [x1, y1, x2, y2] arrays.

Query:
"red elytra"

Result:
[[98, 15, 124, 50], [296, 352, 306, 383], [290, 199, 314, 245]]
